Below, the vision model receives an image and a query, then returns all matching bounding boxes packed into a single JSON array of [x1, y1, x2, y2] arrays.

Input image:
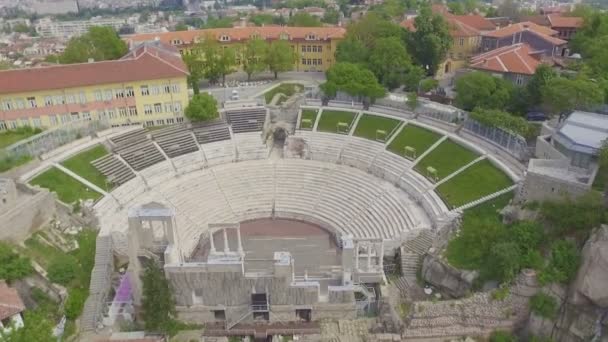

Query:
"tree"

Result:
[[141, 260, 177, 334], [469, 108, 532, 137], [288, 12, 322, 27], [174, 23, 188, 31], [341, 13, 403, 52], [530, 293, 558, 319], [250, 13, 274, 26], [265, 40, 297, 79], [335, 38, 369, 65], [525, 64, 557, 108], [448, 2, 465, 15], [322, 8, 340, 24], [193, 36, 237, 84], [454, 72, 514, 111], [406, 5, 453, 75], [59, 26, 128, 64], [321, 62, 386, 106], [419, 78, 439, 92], [487, 242, 521, 282], [540, 240, 581, 285], [368, 37, 413, 89], [242, 38, 268, 81], [403, 65, 425, 91], [600, 140, 608, 206], [407, 92, 418, 111], [183, 50, 204, 94], [185, 93, 218, 122], [541, 77, 604, 115], [0, 310, 54, 342], [0, 242, 33, 282], [47, 255, 79, 286]]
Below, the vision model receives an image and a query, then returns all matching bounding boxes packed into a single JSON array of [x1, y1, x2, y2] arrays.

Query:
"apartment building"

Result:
[[124, 26, 346, 72], [35, 17, 128, 38], [481, 21, 567, 57], [0, 43, 189, 131]]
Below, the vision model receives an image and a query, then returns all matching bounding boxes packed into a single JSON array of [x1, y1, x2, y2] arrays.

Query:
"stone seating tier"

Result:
[[116, 141, 166, 171], [109, 128, 148, 147], [152, 125, 199, 158], [191, 120, 231, 144], [225, 107, 267, 133], [91, 154, 136, 186]]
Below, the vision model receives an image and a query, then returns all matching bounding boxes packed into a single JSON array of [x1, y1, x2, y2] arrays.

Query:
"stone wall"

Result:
[[535, 135, 567, 161], [517, 170, 590, 203], [0, 184, 56, 242]]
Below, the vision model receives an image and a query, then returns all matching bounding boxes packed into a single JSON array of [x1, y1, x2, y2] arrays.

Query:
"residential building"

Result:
[[481, 21, 567, 57], [31, 0, 78, 15], [0, 42, 189, 130], [469, 43, 541, 86], [124, 26, 347, 72], [524, 13, 583, 41], [35, 17, 128, 38], [0, 281, 25, 333]]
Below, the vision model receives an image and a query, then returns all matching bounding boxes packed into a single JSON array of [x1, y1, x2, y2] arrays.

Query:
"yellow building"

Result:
[[0, 43, 189, 131], [124, 26, 347, 72]]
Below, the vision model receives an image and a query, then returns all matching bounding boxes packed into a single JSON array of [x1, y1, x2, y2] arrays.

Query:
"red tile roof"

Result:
[[483, 21, 557, 38], [0, 281, 25, 321], [400, 18, 416, 31], [124, 26, 346, 47], [452, 14, 496, 31], [0, 44, 188, 95], [470, 43, 541, 75], [547, 14, 583, 28], [401, 15, 481, 37]]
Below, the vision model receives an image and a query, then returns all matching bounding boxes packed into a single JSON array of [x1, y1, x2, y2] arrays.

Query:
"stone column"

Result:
[[223, 228, 229, 253], [236, 227, 243, 253], [379, 241, 384, 269], [366, 244, 372, 271], [209, 230, 216, 253], [354, 241, 359, 270]]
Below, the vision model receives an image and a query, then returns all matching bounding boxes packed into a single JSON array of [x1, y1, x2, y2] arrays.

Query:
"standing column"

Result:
[[366, 244, 372, 271], [236, 227, 243, 253], [223, 228, 229, 253], [209, 230, 216, 253], [379, 241, 384, 270], [354, 241, 359, 270]]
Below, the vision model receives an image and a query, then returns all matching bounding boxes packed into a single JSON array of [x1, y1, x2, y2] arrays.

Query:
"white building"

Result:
[[35, 17, 128, 38], [0, 281, 25, 333]]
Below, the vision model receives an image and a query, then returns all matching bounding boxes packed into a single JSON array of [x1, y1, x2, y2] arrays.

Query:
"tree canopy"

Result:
[[0, 310, 54, 342], [0, 242, 33, 282], [454, 72, 514, 111], [242, 38, 268, 81], [265, 40, 297, 79], [321, 62, 386, 104], [287, 12, 322, 26], [141, 260, 177, 335], [368, 37, 414, 89], [540, 76, 604, 115], [59, 26, 128, 64], [405, 5, 452, 75], [185, 93, 218, 122]]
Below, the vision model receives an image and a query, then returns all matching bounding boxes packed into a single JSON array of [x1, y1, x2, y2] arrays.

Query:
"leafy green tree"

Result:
[[487, 242, 521, 282], [407, 92, 418, 111], [530, 293, 558, 319], [525, 64, 557, 108], [540, 240, 581, 285], [335, 38, 369, 65], [59, 26, 128, 64], [193, 36, 237, 83], [448, 2, 465, 15], [454, 72, 513, 111], [371, 0, 406, 18], [250, 13, 274, 26], [322, 8, 340, 24], [541, 77, 604, 115], [540, 192, 606, 235], [406, 5, 453, 75], [341, 13, 403, 52], [185, 93, 218, 122], [288, 12, 322, 26], [321, 62, 386, 106], [489, 330, 517, 342], [183, 50, 204, 94], [174, 23, 188, 31], [47, 255, 79, 285], [368, 37, 413, 89], [419, 78, 439, 92], [242, 38, 268, 81], [0, 242, 33, 282], [469, 108, 532, 137], [203, 16, 234, 29], [141, 260, 177, 334], [403, 65, 425, 91], [0, 310, 54, 342], [265, 40, 297, 79]]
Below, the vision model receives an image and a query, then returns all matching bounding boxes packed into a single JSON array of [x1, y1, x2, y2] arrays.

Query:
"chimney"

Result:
[[87, 58, 94, 63]]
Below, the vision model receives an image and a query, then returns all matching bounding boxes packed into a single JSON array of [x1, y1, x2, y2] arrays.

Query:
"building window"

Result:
[[27, 97, 37, 108], [145, 120, 154, 127], [166, 118, 175, 124], [144, 105, 153, 115], [0, 121, 6, 130], [312, 59, 317, 65], [126, 87, 135, 97], [176, 117, 184, 123], [318, 45, 322, 53], [515, 74, 525, 86], [44, 96, 53, 106], [163, 84, 171, 94], [119, 107, 128, 117], [103, 90, 113, 101], [302, 58, 306, 65], [154, 103, 162, 113], [107, 109, 116, 119], [20, 118, 29, 126], [173, 102, 182, 113], [32, 118, 41, 127], [97, 110, 106, 120], [150, 85, 160, 95], [1, 99, 12, 111], [66, 94, 76, 104], [49, 115, 58, 126], [70, 112, 79, 121], [61, 114, 70, 124], [306, 34, 316, 40], [317, 59, 322, 65], [301, 45, 306, 53], [164, 102, 173, 113], [82, 112, 91, 121], [9, 121, 17, 129], [312, 45, 317, 52], [141, 85, 150, 96], [306, 45, 311, 52], [171, 84, 180, 93], [79, 91, 87, 104], [307, 59, 312, 65], [53, 95, 65, 105], [156, 119, 165, 125], [129, 106, 137, 116], [115, 89, 125, 98], [459, 38, 464, 46], [94, 90, 103, 101], [220, 35, 230, 42]]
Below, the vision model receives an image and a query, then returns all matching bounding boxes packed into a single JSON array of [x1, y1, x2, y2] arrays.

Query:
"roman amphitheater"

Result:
[[21, 98, 528, 340]]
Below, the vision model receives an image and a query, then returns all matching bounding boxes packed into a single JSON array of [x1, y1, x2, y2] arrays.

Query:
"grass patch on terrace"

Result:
[[0, 126, 42, 149], [300, 109, 318, 129], [353, 114, 401, 141], [414, 139, 478, 180], [436, 159, 514, 208], [387, 124, 442, 158], [30, 167, 102, 204], [61, 145, 110, 190], [264, 83, 303, 104], [317, 110, 357, 133], [0, 154, 32, 172]]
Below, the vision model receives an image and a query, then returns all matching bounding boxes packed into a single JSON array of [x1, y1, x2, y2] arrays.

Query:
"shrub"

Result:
[[540, 192, 606, 236], [184, 93, 218, 122], [0, 242, 33, 282], [539, 240, 580, 285], [47, 254, 79, 285], [530, 292, 558, 319], [470, 107, 532, 137], [64, 287, 88, 320], [490, 330, 517, 342]]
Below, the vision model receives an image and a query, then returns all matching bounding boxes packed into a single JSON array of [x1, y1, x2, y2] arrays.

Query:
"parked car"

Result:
[[230, 90, 239, 100], [526, 111, 547, 122]]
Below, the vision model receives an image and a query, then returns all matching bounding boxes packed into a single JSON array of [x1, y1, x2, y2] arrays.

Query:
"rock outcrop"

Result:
[[570, 225, 608, 308], [421, 255, 478, 298]]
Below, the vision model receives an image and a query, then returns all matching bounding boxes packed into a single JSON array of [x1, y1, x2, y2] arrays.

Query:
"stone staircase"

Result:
[[400, 230, 434, 278]]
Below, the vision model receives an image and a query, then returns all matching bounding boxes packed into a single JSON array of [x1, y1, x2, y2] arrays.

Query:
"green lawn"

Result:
[[436, 160, 514, 208], [317, 110, 357, 133], [387, 124, 442, 159], [0, 154, 32, 172], [30, 167, 102, 204], [415, 139, 478, 180], [0, 127, 42, 149], [300, 109, 318, 129], [61, 145, 110, 190], [264, 83, 303, 103], [353, 114, 401, 141]]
